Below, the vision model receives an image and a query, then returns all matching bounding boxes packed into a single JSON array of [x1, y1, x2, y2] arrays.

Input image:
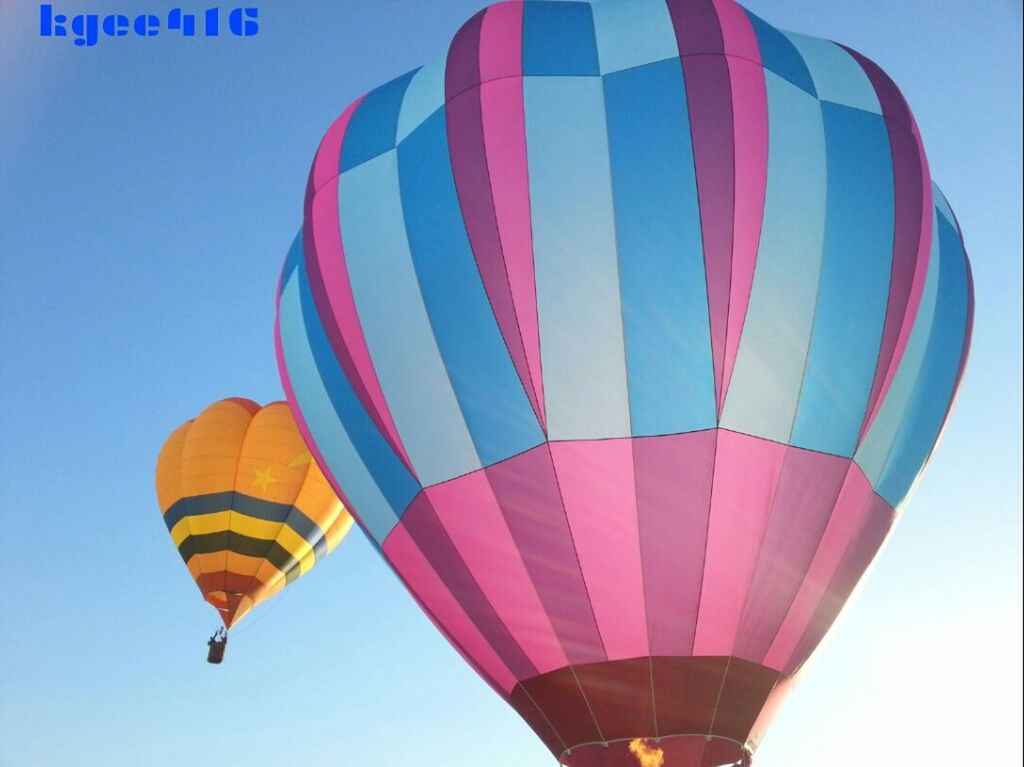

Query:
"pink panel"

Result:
[[692, 431, 787, 655], [713, 0, 760, 60], [427, 471, 568, 675], [783, 493, 895, 675], [732, 449, 852, 663], [479, 1, 523, 83], [633, 430, 717, 656], [720, 54, 767, 413], [481, 78, 545, 428], [310, 96, 363, 193], [383, 524, 517, 693], [486, 445, 605, 665], [550, 440, 648, 661], [306, 179, 416, 477], [762, 465, 875, 671]]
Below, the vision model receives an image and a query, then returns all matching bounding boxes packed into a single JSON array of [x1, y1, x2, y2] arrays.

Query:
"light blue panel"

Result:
[[339, 151, 481, 486], [397, 110, 545, 466], [856, 215, 942, 484], [876, 210, 970, 506], [525, 75, 630, 440], [603, 59, 716, 436], [396, 52, 446, 142], [591, 0, 678, 75], [278, 274, 399, 544], [785, 32, 880, 113], [792, 103, 894, 456], [721, 72, 827, 442]]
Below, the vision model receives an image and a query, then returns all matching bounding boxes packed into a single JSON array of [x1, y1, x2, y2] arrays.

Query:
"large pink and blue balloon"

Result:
[[275, 0, 973, 764]]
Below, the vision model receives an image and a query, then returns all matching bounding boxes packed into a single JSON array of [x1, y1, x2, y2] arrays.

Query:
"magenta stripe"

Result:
[[716, 0, 767, 413], [720, 55, 767, 413], [479, 1, 524, 82], [761, 465, 875, 671], [383, 524, 518, 694], [445, 9, 545, 428], [550, 439, 648, 661], [693, 430, 787, 655], [633, 430, 717, 656], [486, 444, 606, 665], [783, 493, 895, 675], [301, 100, 417, 479], [732, 449, 852, 663], [668, 0, 735, 416], [310, 97, 362, 194], [396, 492, 537, 681], [846, 48, 934, 442], [667, 0, 725, 55], [426, 470, 568, 675]]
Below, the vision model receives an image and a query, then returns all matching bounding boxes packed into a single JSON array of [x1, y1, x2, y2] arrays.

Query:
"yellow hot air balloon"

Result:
[[156, 398, 353, 661]]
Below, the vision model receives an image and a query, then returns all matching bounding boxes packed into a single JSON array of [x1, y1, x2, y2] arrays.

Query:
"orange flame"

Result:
[[628, 738, 665, 767]]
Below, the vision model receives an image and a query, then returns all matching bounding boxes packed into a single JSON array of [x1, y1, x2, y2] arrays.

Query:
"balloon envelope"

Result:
[[276, 0, 972, 761], [156, 398, 354, 629]]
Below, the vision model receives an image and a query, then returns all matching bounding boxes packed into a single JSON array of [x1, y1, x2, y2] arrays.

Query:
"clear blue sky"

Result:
[[1, 1, 1020, 765]]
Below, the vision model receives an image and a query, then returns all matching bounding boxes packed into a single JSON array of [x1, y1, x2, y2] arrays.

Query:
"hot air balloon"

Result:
[[156, 398, 354, 662], [275, 0, 973, 763]]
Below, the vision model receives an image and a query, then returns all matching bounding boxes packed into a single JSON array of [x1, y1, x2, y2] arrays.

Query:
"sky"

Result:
[[1, 1, 1021, 766]]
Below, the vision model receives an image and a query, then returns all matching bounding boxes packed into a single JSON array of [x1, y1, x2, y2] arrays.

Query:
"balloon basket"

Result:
[[560, 734, 751, 767], [206, 629, 227, 664]]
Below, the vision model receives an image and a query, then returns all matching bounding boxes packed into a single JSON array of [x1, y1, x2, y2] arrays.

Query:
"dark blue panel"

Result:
[[745, 10, 816, 97], [878, 215, 969, 504], [340, 69, 418, 172], [297, 255, 421, 514], [603, 59, 716, 436], [397, 110, 545, 466], [523, 1, 599, 76]]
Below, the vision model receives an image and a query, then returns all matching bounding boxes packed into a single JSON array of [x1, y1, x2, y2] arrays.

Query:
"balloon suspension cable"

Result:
[[228, 588, 288, 638]]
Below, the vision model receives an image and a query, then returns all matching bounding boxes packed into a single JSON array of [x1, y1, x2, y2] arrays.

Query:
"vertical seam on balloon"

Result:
[[597, 66, 651, 659], [448, 73, 545, 436], [783, 493, 891, 675], [752, 456, 858, 665], [409, 488, 539, 680], [175, 422, 212, 605], [234, 441, 323, 616], [720, 27, 769, 418], [690, 426, 719, 655], [475, 460, 566, 671], [382, 515, 517, 700], [517, 6, 548, 435], [648, 655, 659, 739], [865, 231, 944, 507], [306, 103, 421, 483], [707, 654, 733, 738], [834, 47, 906, 453], [784, 91, 829, 449], [519, 684, 569, 755], [544, 443, 609, 663], [222, 402, 255, 626], [569, 664, 607, 745], [392, 142, 486, 478]]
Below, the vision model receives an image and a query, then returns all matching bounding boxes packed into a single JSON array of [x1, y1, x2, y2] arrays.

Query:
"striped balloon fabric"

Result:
[[156, 399, 353, 629], [275, 0, 973, 763]]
